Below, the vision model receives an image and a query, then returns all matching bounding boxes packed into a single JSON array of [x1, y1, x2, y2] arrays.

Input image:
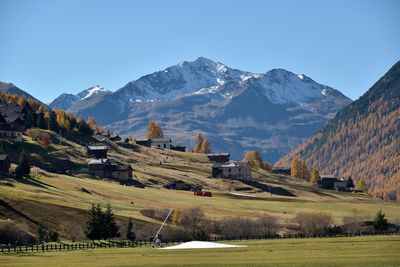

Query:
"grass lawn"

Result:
[[1, 236, 399, 267]]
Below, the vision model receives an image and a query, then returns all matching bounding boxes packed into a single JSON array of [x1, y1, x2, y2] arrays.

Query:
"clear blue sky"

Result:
[[0, 0, 399, 103]]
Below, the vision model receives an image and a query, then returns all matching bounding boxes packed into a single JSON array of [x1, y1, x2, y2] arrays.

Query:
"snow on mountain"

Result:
[[49, 57, 352, 162], [78, 85, 109, 100], [117, 57, 259, 102], [50, 85, 110, 110], [251, 69, 331, 104]]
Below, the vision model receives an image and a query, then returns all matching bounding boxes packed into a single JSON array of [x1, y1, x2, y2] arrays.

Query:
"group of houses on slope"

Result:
[[0, 101, 26, 142], [86, 145, 133, 183]]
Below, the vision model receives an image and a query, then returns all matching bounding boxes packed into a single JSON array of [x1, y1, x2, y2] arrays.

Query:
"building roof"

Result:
[[0, 154, 9, 161], [151, 138, 171, 142], [88, 158, 109, 165], [213, 161, 249, 168], [87, 145, 108, 150], [207, 153, 230, 157]]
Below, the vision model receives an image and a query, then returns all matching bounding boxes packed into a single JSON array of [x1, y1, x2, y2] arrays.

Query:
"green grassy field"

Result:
[[1, 133, 400, 241], [1, 236, 399, 267]]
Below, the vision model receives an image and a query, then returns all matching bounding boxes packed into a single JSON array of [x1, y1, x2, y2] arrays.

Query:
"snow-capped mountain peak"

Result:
[[50, 85, 111, 110], [79, 85, 109, 100]]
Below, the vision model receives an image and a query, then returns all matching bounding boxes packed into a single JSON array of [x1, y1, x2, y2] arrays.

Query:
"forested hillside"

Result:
[[277, 61, 400, 200]]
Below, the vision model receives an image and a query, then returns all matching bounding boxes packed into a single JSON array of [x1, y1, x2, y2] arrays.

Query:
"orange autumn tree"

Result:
[[145, 120, 164, 139]]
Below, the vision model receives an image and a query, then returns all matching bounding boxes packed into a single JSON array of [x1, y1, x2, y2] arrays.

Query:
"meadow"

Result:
[[1, 236, 399, 267]]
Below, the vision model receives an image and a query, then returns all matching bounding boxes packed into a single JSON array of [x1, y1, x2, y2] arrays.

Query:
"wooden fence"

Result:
[[1, 232, 398, 254]]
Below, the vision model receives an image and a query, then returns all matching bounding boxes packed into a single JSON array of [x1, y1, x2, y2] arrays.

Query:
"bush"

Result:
[[218, 216, 277, 238], [294, 212, 333, 236]]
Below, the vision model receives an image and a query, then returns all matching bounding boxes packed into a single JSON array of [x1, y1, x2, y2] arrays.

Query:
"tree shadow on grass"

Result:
[[243, 181, 297, 197], [17, 176, 57, 189]]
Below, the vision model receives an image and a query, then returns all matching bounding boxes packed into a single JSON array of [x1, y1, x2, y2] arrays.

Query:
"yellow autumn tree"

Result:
[[291, 156, 310, 180], [200, 139, 211, 154], [193, 132, 204, 153], [355, 179, 368, 191], [145, 120, 164, 139], [310, 168, 320, 186], [172, 209, 183, 226]]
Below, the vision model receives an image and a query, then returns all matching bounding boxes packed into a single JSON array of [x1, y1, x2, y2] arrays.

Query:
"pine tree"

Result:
[[15, 150, 30, 179], [84, 203, 104, 241], [103, 203, 120, 240], [47, 111, 59, 132], [310, 168, 320, 186], [346, 177, 355, 188], [373, 210, 388, 230], [37, 112, 46, 129], [37, 225, 46, 244], [126, 218, 136, 241], [200, 139, 211, 154]]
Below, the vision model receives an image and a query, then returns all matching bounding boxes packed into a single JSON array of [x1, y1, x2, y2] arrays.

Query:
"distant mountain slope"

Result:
[[50, 57, 351, 162], [0, 82, 40, 102], [49, 85, 110, 110], [277, 61, 400, 200]]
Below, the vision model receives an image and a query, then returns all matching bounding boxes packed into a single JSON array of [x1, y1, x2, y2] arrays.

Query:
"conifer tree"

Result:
[[47, 111, 59, 132], [84, 203, 104, 241], [126, 218, 136, 241], [373, 210, 388, 230], [15, 150, 30, 179], [37, 112, 46, 129], [103, 203, 120, 241], [37, 225, 46, 244]]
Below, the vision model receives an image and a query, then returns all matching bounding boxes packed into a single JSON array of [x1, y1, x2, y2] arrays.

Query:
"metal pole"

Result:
[[153, 208, 173, 242]]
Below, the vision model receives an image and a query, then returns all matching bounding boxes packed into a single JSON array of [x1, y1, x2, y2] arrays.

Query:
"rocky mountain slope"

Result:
[[0, 82, 40, 102], [277, 61, 400, 200], [49, 85, 110, 110], [50, 58, 351, 162]]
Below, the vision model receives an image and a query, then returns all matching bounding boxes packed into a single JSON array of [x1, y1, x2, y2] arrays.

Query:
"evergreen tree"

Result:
[[346, 177, 355, 188], [310, 168, 320, 186], [373, 210, 388, 231], [47, 111, 59, 132], [103, 203, 120, 240], [126, 218, 136, 241], [84, 203, 104, 241], [37, 225, 46, 243], [15, 150, 30, 179], [37, 112, 46, 129]]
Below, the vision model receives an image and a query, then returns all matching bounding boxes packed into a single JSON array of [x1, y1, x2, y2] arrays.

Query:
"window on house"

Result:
[[164, 144, 167, 148]]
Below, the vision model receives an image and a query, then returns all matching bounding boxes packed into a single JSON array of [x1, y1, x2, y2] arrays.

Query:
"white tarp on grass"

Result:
[[159, 241, 247, 250]]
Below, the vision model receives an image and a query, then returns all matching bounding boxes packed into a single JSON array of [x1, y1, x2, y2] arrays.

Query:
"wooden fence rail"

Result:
[[1, 232, 398, 254]]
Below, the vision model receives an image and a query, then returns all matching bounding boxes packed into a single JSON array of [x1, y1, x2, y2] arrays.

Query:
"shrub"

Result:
[[294, 212, 333, 236]]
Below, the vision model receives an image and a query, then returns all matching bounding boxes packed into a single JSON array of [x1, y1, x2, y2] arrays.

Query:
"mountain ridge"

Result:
[[276, 60, 400, 200], [48, 57, 351, 162]]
